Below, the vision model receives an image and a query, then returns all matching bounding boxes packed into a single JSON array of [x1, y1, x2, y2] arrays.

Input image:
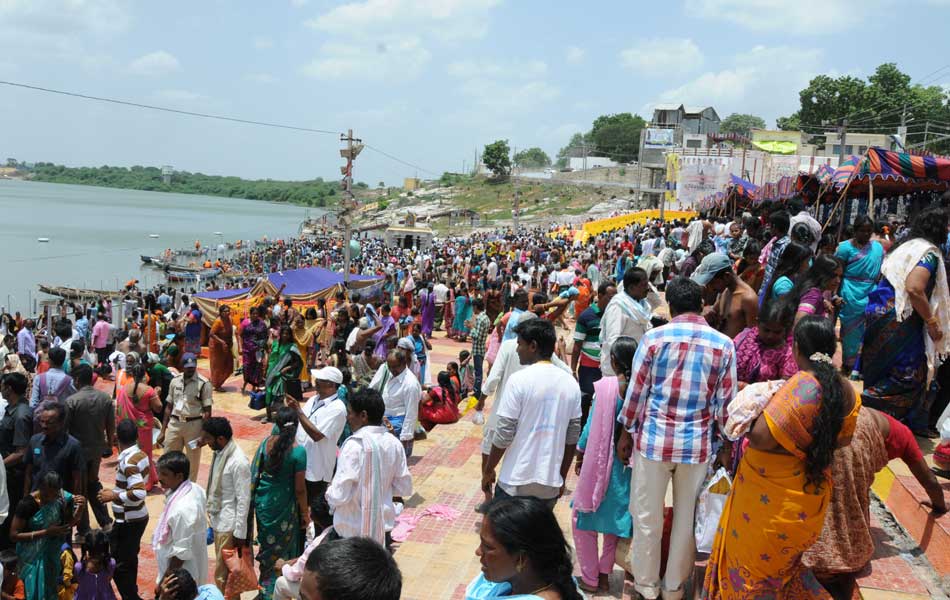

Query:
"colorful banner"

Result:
[[676, 156, 731, 210]]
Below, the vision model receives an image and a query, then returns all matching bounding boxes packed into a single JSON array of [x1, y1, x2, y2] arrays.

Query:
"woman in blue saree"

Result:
[[11, 472, 86, 600], [452, 286, 473, 342], [860, 207, 950, 429], [835, 216, 884, 375]]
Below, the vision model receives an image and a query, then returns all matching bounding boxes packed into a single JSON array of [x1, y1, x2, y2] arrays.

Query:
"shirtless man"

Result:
[[690, 252, 758, 338]]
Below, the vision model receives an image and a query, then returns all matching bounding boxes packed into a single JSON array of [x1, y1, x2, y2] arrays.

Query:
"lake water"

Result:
[[0, 179, 316, 314]]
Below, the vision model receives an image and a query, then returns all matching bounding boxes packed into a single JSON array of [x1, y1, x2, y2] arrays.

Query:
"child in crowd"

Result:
[[74, 530, 116, 600], [58, 543, 78, 600], [35, 340, 51, 374], [446, 361, 462, 397], [456, 351, 474, 398], [0, 551, 24, 600]]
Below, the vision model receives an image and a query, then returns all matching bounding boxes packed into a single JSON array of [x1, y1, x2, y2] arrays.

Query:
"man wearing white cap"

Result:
[[287, 366, 347, 511]]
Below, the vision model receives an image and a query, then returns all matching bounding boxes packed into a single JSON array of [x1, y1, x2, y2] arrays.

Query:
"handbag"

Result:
[[694, 467, 732, 555], [221, 546, 259, 597], [247, 390, 266, 410]]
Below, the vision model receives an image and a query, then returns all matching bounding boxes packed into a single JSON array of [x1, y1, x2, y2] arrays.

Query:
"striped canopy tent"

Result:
[[193, 266, 382, 328], [827, 148, 950, 198]]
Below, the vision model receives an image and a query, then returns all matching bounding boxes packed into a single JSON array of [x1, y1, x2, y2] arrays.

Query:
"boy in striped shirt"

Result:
[[98, 419, 149, 600]]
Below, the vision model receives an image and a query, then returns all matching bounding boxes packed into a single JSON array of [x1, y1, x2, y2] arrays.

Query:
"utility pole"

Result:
[[339, 128, 363, 285], [897, 103, 909, 151], [924, 121, 931, 150], [835, 119, 848, 241], [512, 145, 520, 230]]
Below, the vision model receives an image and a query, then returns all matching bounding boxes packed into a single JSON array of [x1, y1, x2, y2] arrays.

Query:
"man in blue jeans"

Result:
[[468, 298, 490, 398]]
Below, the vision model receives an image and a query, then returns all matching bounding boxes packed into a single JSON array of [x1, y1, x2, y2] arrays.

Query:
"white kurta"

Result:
[[326, 425, 413, 540], [378, 368, 422, 442], [154, 483, 209, 585]]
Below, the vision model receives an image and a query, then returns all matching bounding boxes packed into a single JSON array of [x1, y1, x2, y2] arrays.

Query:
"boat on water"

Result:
[[149, 234, 160, 238], [37, 237, 50, 243], [166, 268, 221, 282], [39, 284, 123, 301], [140, 255, 161, 264]]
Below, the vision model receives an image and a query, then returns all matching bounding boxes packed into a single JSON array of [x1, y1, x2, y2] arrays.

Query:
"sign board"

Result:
[[644, 128, 676, 149]]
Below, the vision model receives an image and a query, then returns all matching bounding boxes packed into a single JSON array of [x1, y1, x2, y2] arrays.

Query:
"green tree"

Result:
[[512, 147, 551, 168], [555, 132, 593, 168], [482, 139, 512, 178], [589, 112, 646, 163], [720, 113, 767, 137], [778, 63, 950, 152]]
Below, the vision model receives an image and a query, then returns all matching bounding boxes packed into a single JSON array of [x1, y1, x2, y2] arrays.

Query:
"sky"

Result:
[[1, 0, 949, 185]]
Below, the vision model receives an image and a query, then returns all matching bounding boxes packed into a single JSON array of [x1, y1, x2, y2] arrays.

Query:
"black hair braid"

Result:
[[268, 406, 298, 474], [549, 554, 584, 600], [793, 316, 848, 494], [803, 359, 845, 494]]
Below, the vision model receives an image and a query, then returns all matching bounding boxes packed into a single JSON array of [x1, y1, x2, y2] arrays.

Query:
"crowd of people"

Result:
[[0, 192, 948, 600]]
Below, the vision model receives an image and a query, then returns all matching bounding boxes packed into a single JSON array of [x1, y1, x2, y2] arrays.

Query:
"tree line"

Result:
[[27, 163, 355, 207]]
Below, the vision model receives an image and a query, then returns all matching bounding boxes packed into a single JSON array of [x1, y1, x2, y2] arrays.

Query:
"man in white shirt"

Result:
[[432, 281, 449, 330], [152, 451, 208, 596], [326, 388, 412, 547], [199, 418, 251, 600], [289, 367, 348, 512], [482, 318, 582, 511], [371, 350, 421, 457], [599, 267, 662, 376]]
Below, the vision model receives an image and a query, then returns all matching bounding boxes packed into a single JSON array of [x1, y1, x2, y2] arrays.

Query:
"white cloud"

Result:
[[301, 37, 431, 81], [253, 36, 274, 49], [684, 0, 885, 34], [458, 78, 559, 113], [447, 59, 547, 80], [152, 89, 207, 104], [655, 45, 823, 125], [620, 38, 702, 75], [566, 46, 585, 65], [0, 0, 129, 66], [245, 72, 278, 84], [307, 0, 501, 42], [129, 51, 181, 76]]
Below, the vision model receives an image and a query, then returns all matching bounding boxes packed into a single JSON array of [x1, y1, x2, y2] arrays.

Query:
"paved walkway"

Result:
[[88, 328, 948, 599]]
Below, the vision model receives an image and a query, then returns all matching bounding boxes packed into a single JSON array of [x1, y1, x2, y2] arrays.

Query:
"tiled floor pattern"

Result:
[[83, 329, 945, 599]]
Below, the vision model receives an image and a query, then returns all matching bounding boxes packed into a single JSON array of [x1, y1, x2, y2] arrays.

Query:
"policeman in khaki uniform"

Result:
[[161, 352, 212, 481]]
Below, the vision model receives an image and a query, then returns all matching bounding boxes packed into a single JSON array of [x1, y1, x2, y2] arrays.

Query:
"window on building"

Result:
[[845, 145, 854, 155], [686, 139, 702, 149], [859, 146, 868, 155], [832, 145, 840, 155]]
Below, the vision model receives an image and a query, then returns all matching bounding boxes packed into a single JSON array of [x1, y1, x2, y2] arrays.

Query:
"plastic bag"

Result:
[[694, 467, 731, 555], [460, 396, 479, 417], [221, 547, 259, 597], [472, 409, 485, 425]]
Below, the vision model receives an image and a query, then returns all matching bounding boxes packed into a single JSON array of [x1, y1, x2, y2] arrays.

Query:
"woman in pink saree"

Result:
[[115, 363, 161, 490]]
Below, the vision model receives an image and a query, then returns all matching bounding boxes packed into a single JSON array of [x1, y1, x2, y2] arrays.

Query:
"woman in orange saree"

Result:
[[703, 316, 859, 600], [209, 306, 234, 391]]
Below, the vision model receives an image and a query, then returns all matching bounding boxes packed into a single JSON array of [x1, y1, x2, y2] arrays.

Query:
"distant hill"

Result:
[[27, 162, 368, 207]]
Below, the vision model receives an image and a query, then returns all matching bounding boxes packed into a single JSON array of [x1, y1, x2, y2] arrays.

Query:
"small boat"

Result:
[[38, 284, 123, 301], [166, 268, 221, 282], [37, 237, 49, 242], [140, 255, 159, 264], [149, 234, 160, 239]]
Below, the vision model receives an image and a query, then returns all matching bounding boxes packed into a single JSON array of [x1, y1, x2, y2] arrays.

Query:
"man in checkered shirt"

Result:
[[617, 276, 737, 600]]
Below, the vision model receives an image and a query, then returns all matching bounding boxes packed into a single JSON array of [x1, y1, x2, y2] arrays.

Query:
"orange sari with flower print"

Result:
[[703, 372, 860, 599]]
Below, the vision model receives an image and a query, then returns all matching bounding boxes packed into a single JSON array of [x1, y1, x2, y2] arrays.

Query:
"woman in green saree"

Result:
[[249, 406, 309, 600], [10, 472, 86, 600], [263, 325, 304, 420]]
